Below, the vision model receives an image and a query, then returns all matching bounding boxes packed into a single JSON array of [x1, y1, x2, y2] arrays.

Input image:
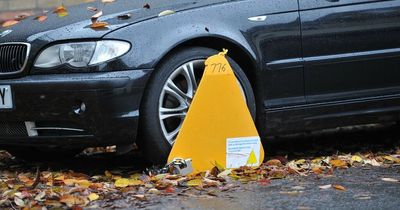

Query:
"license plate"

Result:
[[0, 85, 13, 109]]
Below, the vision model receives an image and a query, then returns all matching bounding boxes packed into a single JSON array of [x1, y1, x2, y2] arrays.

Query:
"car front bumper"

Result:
[[0, 69, 152, 149]]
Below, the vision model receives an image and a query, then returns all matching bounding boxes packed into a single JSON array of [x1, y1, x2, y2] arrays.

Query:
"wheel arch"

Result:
[[153, 36, 259, 94]]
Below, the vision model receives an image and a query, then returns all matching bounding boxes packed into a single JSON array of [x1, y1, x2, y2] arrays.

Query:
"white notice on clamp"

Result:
[[226, 136, 261, 168]]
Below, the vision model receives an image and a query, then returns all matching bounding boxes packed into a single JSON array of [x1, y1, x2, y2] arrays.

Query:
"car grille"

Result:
[[0, 43, 30, 75], [0, 122, 28, 137]]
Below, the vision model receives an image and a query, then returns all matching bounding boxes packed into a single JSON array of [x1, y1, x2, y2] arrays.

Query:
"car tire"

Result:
[[138, 47, 256, 165]]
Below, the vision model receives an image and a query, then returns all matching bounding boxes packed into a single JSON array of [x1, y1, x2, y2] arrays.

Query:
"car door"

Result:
[[300, 0, 400, 103]]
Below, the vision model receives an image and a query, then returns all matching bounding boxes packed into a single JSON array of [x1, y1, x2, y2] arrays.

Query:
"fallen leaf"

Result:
[[14, 197, 25, 207], [128, 179, 144, 186], [381, 178, 399, 183], [143, 3, 151, 9], [133, 194, 146, 201], [88, 193, 99, 201], [312, 167, 323, 174], [269, 170, 287, 179], [330, 159, 348, 168], [186, 179, 203, 187], [292, 186, 306, 190], [54, 6, 68, 17], [158, 10, 176, 17], [383, 155, 400, 163], [319, 184, 332, 189], [118, 13, 131, 20], [148, 188, 160, 194], [115, 178, 130, 188], [332, 184, 346, 191], [266, 159, 282, 166], [34, 191, 46, 202], [91, 11, 103, 22], [35, 15, 48, 22], [59, 194, 87, 207], [165, 186, 175, 193], [90, 22, 109, 29], [87, 7, 98, 12], [2, 20, 19, 28], [351, 155, 363, 163]]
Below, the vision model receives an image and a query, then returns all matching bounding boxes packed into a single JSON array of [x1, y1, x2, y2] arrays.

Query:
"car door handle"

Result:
[[326, 0, 339, 2]]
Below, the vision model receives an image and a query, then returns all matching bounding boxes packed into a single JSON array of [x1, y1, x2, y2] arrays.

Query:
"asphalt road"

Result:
[[148, 166, 400, 210]]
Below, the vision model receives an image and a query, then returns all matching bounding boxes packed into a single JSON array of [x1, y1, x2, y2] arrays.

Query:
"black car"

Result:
[[0, 0, 400, 163]]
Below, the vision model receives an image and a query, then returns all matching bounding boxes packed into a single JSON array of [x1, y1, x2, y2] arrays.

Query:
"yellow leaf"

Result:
[[130, 173, 142, 180], [330, 159, 348, 168], [128, 179, 144, 186], [295, 159, 306, 164], [332, 184, 346, 191], [76, 180, 91, 188], [88, 193, 99, 201], [383, 155, 400, 163], [158, 10, 176, 17], [53, 6, 68, 17], [115, 178, 130, 188], [186, 179, 203, 187], [351, 155, 363, 163], [54, 175, 65, 181]]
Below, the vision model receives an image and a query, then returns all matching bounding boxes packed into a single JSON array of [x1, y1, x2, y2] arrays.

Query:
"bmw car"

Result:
[[0, 0, 400, 163]]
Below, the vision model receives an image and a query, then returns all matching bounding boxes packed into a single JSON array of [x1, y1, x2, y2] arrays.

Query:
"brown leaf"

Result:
[[59, 194, 87, 207], [90, 22, 109, 29], [2, 20, 19, 28], [53, 6, 68, 17], [266, 159, 282, 166], [143, 3, 151, 9], [118, 13, 132, 20], [35, 15, 48, 22]]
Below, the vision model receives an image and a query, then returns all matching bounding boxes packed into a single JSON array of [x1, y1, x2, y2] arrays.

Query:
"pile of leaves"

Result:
[[0, 149, 399, 209]]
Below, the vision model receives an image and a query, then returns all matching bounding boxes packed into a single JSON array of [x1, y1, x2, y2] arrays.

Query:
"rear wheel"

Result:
[[138, 47, 256, 164]]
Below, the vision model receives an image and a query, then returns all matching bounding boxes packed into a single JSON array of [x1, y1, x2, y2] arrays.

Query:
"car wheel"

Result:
[[138, 47, 256, 164]]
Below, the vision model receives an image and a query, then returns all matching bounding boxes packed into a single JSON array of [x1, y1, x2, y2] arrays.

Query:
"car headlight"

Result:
[[34, 40, 130, 68]]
